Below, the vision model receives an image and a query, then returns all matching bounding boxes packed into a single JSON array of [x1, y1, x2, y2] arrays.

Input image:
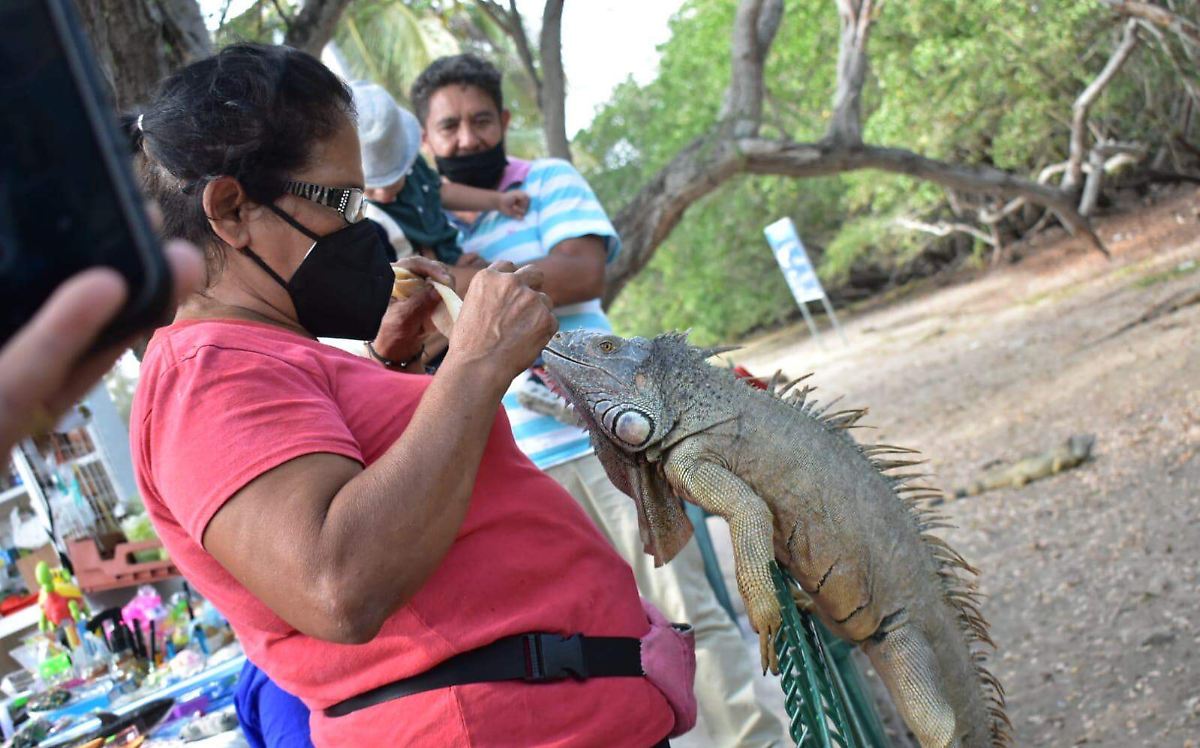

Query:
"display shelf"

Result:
[[0, 485, 27, 506], [0, 603, 40, 640]]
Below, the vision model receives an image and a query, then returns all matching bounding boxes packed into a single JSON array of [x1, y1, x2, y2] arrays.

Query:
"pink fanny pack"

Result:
[[639, 598, 698, 737]]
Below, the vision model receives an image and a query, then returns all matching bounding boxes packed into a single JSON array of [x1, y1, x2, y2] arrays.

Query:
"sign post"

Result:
[[763, 218, 846, 346]]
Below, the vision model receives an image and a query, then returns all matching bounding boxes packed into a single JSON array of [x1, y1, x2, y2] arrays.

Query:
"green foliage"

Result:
[[333, 1, 458, 107], [575, 0, 1195, 343]]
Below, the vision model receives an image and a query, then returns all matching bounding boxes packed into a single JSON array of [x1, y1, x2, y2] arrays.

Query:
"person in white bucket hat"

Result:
[[350, 81, 528, 284]]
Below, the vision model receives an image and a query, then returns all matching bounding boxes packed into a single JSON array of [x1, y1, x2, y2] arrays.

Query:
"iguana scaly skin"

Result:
[[954, 434, 1095, 498], [543, 330, 1010, 748]]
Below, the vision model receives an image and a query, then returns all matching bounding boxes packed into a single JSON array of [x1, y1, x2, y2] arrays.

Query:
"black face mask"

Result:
[[240, 205, 394, 340], [435, 139, 508, 190]]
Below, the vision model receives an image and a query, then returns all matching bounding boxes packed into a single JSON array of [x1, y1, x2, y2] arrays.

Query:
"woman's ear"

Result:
[[202, 177, 253, 249]]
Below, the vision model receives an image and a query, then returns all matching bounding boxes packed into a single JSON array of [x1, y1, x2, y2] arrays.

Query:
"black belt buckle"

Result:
[[522, 633, 588, 681]]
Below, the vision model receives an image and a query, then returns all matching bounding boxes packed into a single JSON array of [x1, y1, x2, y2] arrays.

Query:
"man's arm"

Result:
[[524, 236, 608, 306]]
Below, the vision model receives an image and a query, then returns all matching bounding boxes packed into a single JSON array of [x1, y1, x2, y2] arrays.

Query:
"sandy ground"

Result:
[[676, 186, 1200, 746]]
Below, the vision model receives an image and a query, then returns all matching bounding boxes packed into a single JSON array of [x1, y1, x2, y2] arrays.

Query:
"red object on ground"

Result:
[[733, 365, 768, 390], [0, 592, 38, 615]]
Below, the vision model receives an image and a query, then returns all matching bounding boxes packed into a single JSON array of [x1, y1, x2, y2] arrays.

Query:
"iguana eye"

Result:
[[598, 340, 616, 353]]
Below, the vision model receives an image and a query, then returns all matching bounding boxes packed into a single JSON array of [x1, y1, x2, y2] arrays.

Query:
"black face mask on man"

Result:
[[240, 205, 394, 340], [435, 139, 508, 190]]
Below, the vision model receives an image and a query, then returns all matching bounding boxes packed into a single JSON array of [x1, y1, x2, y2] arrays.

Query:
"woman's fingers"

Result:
[[486, 260, 517, 274], [513, 264, 544, 292], [394, 256, 454, 288]]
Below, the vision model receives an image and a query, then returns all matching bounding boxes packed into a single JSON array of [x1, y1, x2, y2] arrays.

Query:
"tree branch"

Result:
[[1065, 20, 1139, 191], [159, 0, 214, 64], [284, 0, 353, 56], [539, 0, 571, 160], [1097, 0, 1200, 48], [1136, 18, 1200, 110], [827, 0, 874, 145], [604, 136, 747, 304], [1079, 141, 1147, 215], [737, 139, 1105, 255], [895, 217, 997, 247], [476, 1, 543, 97], [721, 0, 783, 136]]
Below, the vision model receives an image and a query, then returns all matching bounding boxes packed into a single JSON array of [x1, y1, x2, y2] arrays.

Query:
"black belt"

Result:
[[325, 632, 643, 718]]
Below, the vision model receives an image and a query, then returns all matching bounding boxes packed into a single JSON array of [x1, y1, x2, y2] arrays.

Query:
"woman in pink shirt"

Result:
[[128, 43, 677, 746]]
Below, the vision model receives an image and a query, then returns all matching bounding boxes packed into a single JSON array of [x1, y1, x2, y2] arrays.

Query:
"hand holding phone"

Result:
[[1, 0, 176, 351], [0, 239, 202, 455]]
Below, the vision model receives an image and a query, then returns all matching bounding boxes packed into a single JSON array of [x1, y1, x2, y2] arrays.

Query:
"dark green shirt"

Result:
[[371, 157, 462, 265]]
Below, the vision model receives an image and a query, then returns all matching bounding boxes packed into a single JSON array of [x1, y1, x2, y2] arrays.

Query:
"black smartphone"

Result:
[[0, 0, 171, 351]]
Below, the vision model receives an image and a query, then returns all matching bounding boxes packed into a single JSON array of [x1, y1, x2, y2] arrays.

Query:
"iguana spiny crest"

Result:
[[544, 329, 1010, 748]]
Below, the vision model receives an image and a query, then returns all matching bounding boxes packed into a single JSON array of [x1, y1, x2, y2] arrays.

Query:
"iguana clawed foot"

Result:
[[790, 584, 816, 612], [748, 595, 783, 675]]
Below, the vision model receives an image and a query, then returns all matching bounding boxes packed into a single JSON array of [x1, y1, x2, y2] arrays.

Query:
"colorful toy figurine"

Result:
[[36, 561, 86, 632]]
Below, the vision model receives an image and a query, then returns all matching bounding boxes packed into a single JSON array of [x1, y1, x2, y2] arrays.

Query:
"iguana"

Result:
[[542, 330, 1009, 748], [953, 434, 1095, 499]]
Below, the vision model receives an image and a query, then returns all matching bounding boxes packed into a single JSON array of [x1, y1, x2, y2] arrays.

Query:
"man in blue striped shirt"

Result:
[[410, 55, 786, 746]]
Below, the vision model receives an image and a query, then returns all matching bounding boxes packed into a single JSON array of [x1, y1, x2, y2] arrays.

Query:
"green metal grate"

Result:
[[771, 563, 891, 748]]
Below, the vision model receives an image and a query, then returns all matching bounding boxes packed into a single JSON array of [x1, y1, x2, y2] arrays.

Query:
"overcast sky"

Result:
[[521, 0, 679, 134], [199, 1, 680, 136]]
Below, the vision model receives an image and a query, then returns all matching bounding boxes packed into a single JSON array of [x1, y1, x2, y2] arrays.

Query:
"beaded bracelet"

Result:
[[365, 341, 424, 370]]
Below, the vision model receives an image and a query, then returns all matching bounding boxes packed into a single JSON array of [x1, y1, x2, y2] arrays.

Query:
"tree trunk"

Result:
[[539, 0, 571, 160], [285, 0, 355, 56], [827, 0, 872, 145], [1064, 20, 1139, 191], [73, 0, 213, 111], [73, 0, 172, 110]]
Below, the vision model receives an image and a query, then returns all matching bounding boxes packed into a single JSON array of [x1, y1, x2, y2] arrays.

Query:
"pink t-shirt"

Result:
[[130, 319, 673, 747]]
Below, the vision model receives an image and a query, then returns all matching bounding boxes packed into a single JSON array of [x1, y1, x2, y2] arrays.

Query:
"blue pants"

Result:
[[235, 660, 314, 748]]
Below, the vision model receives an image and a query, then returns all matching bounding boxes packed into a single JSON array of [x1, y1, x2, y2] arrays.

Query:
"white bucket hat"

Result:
[[351, 81, 422, 190]]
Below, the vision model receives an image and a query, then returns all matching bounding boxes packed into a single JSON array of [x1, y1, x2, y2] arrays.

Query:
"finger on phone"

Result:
[[164, 240, 205, 302], [0, 269, 127, 409], [145, 201, 164, 232]]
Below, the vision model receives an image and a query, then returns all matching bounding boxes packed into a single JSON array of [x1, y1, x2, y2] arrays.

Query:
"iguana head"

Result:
[[543, 329, 696, 565], [542, 330, 674, 453]]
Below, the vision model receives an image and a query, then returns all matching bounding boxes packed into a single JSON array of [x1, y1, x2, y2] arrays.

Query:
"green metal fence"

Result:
[[771, 563, 891, 748]]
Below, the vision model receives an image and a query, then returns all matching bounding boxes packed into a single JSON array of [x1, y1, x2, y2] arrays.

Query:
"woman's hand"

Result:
[[370, 256, 455, 363], [444, 261, 557, 386], [0, 240, 203, 454]]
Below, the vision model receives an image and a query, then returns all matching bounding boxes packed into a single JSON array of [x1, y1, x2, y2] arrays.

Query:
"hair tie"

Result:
[[136, 114, 145, 131]]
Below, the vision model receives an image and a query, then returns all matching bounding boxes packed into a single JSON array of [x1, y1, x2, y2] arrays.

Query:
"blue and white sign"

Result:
[[764, 217, 826, 304]]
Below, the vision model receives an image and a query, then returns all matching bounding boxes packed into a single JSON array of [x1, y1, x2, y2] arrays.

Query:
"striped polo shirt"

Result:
[[455, 157, 620, 469]]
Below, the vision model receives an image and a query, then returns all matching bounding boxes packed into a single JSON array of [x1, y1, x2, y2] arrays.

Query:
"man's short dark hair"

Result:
[[410, 54, 504, 125]]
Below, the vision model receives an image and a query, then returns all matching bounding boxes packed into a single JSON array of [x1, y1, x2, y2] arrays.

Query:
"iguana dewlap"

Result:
[[543, 330, 1010, 748], [392, 266, 460, 336]]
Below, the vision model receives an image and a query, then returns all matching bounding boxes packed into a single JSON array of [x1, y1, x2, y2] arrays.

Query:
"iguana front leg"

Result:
[[664, 443, 781, 674]]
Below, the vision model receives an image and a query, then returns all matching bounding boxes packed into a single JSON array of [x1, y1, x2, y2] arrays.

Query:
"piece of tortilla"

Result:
[[392, 266, 461, 336]]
